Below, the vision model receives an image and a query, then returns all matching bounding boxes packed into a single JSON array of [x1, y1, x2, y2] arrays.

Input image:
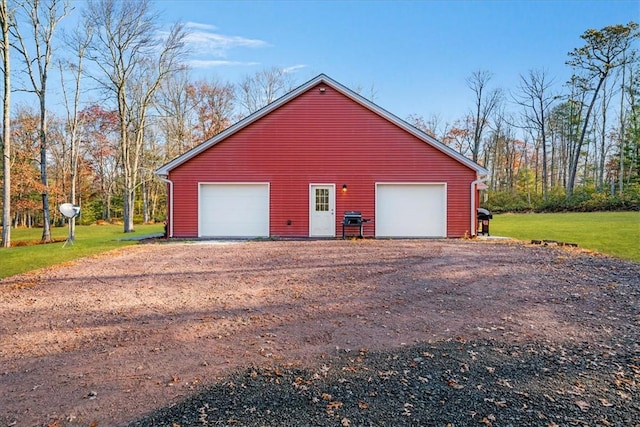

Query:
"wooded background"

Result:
[[0, 0, 638, 247]]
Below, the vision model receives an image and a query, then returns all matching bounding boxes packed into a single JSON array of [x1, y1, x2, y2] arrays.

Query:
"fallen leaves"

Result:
[[575, 400, 590, 411], [402, 402, 413, 417], [598, 398, 614, 407], [480, 414, 496, 426], [197, 403, 209, 425], [5, 240, 640, 426], [446, 379, 464, 389], [484, 397, 507, 408], [378, 370, 398, 380], [326, 400, 343, 410], [496, 378, 513, 389]]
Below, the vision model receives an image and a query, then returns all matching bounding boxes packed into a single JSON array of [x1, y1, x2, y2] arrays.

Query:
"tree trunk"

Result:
[[40, 98, 52, 242], [567, 76, 606, 196], [550, 128, 556, 189], [142, 179, 150, 224], [539, 100, 548, 201], [105, 191, 111, 222], [619, 58, 627, 195], [598, 80, 608, 191], [124, 187, 135, 232], [69, 134, 77, 241], [122, 145, 135, 232], [1, 0, 10, 248]]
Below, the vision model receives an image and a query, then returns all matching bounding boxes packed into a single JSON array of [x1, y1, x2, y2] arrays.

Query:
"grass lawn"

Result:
[[1, 213, 637, 279], [0, 223, 164, 279], [490, 211, 640, 262]]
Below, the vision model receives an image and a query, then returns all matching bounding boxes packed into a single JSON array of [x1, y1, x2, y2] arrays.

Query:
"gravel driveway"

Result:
[[0, 239, 638, 426]]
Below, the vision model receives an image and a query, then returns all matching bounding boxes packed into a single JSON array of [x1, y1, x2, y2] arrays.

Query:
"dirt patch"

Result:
[[0, 239, 638, 426]]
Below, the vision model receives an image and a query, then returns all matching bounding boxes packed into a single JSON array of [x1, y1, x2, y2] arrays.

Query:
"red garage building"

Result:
[[155, 74, 488, 239]]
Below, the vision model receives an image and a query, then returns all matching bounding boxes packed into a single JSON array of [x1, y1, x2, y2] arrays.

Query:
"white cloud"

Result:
[[187, 59, 260, 69], [184, 22, 218, 31], [184, 21, 269, 58], [283, 64, 307, 74]]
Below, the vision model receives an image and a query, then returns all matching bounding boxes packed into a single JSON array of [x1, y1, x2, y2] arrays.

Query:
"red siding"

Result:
[[169, 84, 477, 238]]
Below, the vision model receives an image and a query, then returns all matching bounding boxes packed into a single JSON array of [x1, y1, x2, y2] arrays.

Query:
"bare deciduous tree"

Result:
[[353, 82, 378, 102], [238, 67, 295, 115], [58, 16, 92, 242], [515, 69, 556, 200], [156, 68, 194, 158], [406, 113, 450, 140], [11, 0, 69, 242], [467, 69, 502, 164], [84, 0, 186, 232], [0, 0, 11, 248]]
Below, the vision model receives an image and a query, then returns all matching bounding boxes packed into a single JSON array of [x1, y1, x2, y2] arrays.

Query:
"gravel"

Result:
[[127, 242, 640, 427], [2, 239, 638, 426], [129, 338, 640, 426]]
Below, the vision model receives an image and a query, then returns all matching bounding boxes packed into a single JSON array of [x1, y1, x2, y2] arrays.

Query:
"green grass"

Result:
[[0, 224, 164, 279], [490, 211, 640, 262], [2, 213, 638, 279]]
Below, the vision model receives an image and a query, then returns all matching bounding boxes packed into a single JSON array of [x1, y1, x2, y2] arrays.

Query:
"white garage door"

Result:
[[199, 183, 269, 237], [376, 183, 446, 237]]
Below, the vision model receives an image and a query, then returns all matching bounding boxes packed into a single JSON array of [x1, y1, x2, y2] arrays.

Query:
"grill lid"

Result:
[[343, 211, 363, 225], [343, 211, 362, 218], [477, 208, 493, 219]]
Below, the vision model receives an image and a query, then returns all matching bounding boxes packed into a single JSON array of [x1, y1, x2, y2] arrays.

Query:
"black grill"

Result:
[[342, 211, 370, 238], [477, 208, 493, 236]]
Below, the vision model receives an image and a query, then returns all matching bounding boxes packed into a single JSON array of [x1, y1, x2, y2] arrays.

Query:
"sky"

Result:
[[22, 0, 633, 128], [151, 0, 638, 126]]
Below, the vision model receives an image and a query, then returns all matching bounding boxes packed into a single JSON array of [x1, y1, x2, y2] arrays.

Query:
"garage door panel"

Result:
[[376, 184, 446, 237], [199, 184, 269, 237]]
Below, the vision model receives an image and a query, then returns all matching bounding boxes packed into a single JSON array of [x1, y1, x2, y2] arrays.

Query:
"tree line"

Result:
[[409, 23, 639, 213], [0, 0, 297, 247], [0, 0, 637, 248]]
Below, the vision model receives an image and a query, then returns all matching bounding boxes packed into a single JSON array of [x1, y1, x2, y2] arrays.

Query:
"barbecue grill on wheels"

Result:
[[342, 211, 370, 238]]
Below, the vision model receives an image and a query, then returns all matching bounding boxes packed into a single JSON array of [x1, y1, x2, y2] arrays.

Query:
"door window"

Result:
[[315, 188, 329, 212]]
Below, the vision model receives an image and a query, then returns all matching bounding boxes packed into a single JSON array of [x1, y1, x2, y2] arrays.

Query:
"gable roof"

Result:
[[155, 74, 489, 176]]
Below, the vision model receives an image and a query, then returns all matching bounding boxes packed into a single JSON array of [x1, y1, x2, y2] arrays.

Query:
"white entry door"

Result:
[[309, 184, 335, 237]]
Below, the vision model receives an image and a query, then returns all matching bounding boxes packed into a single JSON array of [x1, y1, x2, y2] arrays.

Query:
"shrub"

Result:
[[485, 191, 533, 213], [486, 185, 640, 213]]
